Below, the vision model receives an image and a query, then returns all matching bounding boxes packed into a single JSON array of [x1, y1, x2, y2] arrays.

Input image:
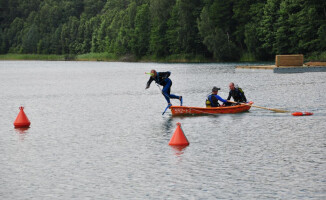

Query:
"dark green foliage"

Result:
[[149, 0, 174, 57], [0, 0, 325, 61], [22, 24, 40, 53], [198, 0, 239, 61], [132, 4, 150, 57]]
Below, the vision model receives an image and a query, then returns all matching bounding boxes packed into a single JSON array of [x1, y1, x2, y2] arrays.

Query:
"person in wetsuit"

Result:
[[206, 86, 228, 107], [145, 69, 183, 106], [227, 82, 247, 103]]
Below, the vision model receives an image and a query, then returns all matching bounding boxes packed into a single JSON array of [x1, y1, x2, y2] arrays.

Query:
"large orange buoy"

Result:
[[292, 112, 313, 116], [169, 122, 189, 146], [13, 107, 31, 128]]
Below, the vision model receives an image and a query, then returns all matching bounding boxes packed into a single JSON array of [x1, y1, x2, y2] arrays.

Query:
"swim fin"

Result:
[[162, 104, 172, 115]]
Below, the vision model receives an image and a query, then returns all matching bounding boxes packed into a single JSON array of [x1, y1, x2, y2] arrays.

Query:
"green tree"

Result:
[[274, 0, 293, 54], [167, 0, 205, 55], [232, 0, 259, 51], [5, 17, 24, 53], [166, 1, 181, 54], [0, 28, 7, 53], [1, 0, 325, 61], [131, 4, 150, 57], [21, 24, 40, 53], [149, 0, 175, 57], [198, 0, 239, 61], [257, 0, 281, 59], [83, 0, 106, 17], [290, 0, 326, 54], [244, 2, 265, 59]]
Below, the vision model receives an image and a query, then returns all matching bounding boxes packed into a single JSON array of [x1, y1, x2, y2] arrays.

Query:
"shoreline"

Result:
[[0, 53, 265, 63], [1, 53, 325, 64]]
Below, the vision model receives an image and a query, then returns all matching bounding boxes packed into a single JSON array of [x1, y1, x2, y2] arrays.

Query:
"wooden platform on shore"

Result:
[[236, 65, 276, 70], [305, 62, 326, 66], [236, 55, 326, 73], [236, 62, 326, 70], [236, 63, 326, 73], [274, 66, 326, 73]]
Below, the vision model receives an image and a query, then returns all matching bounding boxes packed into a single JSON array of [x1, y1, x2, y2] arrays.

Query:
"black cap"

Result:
[[212, 86, 220, 92]]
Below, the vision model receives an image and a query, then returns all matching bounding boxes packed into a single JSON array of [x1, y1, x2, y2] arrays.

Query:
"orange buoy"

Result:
[[169, 122, 189, 146], [14, 107, 31, 128], [292, 112, 313, 116]]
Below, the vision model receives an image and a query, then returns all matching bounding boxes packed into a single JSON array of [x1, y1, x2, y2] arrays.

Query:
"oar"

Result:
[[249, 104, 289, 113], [228, 101, 289, 113], [234, 101, 313, 116]]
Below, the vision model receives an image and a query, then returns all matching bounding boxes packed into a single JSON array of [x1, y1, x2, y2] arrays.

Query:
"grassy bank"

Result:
[[306, 51, 326, 62], [76, 52, 118, 61], [239, 52, 257, 62], [79, 53, 214, 62], [0, 53, 118, 61], [0, 54, 65, 61], [141, 54, 214, 63], [0, 53, 214, 63], [1, 52, 325, 63]]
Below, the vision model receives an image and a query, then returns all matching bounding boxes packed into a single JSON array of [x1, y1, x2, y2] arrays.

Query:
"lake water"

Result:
[[0, 61, 325, 199]]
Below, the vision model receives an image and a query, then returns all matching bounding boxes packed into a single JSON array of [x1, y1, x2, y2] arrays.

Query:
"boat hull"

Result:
[[170, 104, 251, 116]]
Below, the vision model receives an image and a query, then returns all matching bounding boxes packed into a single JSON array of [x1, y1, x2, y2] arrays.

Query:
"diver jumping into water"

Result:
[[145, 69, 183, 107]]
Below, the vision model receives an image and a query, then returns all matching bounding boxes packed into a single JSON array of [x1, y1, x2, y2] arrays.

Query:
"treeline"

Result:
[[0, 0, 325, 61]]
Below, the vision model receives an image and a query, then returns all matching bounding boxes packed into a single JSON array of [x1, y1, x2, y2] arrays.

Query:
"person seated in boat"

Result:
[[225, 82, 247, 105], [145, 69, 183, 107], [206, 87, 228, 107]]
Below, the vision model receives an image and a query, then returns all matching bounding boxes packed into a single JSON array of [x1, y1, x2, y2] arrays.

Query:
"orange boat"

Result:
[[170, 104, 252, 116]]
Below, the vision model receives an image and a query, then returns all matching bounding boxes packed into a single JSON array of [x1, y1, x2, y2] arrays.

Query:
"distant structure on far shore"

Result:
[[236, 54, 326, 73]]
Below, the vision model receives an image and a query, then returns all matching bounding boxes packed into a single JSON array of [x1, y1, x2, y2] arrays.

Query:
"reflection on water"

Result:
[[170, 145, 188, 156], [0, 61, 325, 199], [15, 127, 29, 141], [162, 117, 173, 134], [15, 127, 29, 134]]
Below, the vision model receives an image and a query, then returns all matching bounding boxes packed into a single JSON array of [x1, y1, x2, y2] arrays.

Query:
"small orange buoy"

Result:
[[292, 112, 313, 116], [169, 122, 189, 146], [14, 107, 31, 128]]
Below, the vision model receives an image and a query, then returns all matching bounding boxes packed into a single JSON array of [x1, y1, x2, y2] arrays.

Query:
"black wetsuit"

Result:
[[146, 72, 171, 87], [146, 72, 180, 104], [227, 88, 247, 102]]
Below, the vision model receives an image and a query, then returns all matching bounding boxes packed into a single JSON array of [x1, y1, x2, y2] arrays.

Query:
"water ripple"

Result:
[[0, 61, 325, 199]]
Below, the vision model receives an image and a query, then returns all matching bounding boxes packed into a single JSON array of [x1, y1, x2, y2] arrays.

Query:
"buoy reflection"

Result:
[[170, 145, 188, 156], [15, 127, 29, 134]]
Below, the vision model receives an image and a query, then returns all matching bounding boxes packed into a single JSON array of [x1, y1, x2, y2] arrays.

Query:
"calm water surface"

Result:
[[0, 61, 325, 199]]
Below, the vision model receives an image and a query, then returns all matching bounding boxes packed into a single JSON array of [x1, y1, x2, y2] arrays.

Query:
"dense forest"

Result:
[[0, 0, 325, 61]]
